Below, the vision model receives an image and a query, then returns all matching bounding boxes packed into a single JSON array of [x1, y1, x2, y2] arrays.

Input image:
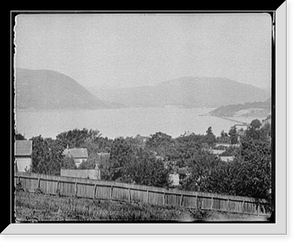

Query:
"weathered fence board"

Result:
[[39, 179, 57, 194], [95, 185, 111, 200], [14, 172, 269, 215]]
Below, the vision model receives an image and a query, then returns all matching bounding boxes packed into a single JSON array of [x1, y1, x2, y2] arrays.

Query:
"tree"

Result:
[[179, 128, 272, 201], [56, 128, 102, 149], [106, 137, 135, 181], [30, 136, 64, 175], [250, 119, 262, 130], [79, 153, 100, 169], [237, 139, 271, 198], [217, 130, 230, 143], [15, 133, 26, 141], [220, 130, 225, 138], [146, 132, 175, 157], [244, 119, 268, 141], [204, 126, 216, 147], [30, 136, 49, 174], [261, 122, 272, 140], [181, 150, 219, 191], [122, 149, 170, 187], [170, 133, 205, 168], [62, 156, 76, 169], [228, 126, 238, 144]]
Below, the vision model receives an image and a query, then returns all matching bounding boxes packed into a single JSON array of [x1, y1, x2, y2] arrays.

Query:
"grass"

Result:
[[14, 190, 269, 223], [14, 190, 211, 222]]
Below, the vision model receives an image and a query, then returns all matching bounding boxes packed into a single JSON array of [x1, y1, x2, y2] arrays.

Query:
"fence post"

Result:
[[128, 188, 131, 202], [74, 182, 77, 197], [257, 202, 260, 216], [147, 190, 149, 204], [56, 180, 60, 195], [180, 194, 183, 207], [196, 194, 198, 208], [93, 184, 97, 199], [163, 192, 165, 205], [211, 197, 214, 209], [227, 199, 230, 213], [110, 185, 113, 200], [37, 177, 41, 190], [242, 200, 245, 213]]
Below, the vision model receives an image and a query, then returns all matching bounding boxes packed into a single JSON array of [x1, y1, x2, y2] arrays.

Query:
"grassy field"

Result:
[[14, 190, 269, 222], [14, 190, 211, 222]]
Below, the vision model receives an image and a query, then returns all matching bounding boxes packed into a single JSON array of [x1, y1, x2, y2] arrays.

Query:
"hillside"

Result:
[[15, 68, 108, 110], [208, 98, 271, 117], [90, 77, 270, 108]]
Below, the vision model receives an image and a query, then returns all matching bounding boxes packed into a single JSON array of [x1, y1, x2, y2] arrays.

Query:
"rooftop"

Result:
[[63, 148, 88, 158], [15, 140, 32, 156]]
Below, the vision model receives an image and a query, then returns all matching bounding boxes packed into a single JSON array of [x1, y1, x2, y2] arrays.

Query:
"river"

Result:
[[15, 107, 256, 139]]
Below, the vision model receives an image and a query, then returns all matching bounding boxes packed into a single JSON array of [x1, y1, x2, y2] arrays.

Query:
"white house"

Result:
[[15, 140, 32, 172]]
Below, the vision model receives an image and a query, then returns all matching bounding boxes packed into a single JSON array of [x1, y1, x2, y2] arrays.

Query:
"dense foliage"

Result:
[[26, 118, 272, 204]]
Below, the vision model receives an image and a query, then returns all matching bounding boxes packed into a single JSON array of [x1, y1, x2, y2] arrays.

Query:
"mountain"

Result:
[[15, 68, 108, 110], [89, 77, 270, 108], [208, 98, 271, 118]]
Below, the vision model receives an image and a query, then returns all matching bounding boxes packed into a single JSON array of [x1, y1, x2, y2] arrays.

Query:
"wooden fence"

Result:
[[14, 172, 269, 216]]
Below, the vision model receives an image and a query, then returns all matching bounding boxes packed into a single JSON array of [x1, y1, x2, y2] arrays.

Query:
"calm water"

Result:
[[15, 107, 255, 139]]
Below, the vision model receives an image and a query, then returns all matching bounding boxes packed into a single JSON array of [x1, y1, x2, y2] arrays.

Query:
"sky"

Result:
[[14, 13, 272, 90]]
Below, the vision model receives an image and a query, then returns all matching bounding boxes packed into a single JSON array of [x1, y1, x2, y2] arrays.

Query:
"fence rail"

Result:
[[14, 172, 269, 216]]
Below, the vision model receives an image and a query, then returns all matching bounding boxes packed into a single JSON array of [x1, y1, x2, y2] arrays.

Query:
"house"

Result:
[[63, 148, 88, 167], [234, 123, 249, 131], [219, 156, 235, 162], [215, 143, 240, 148], [169, 173, 180, 187], [169, 167, 191, 187], [206, 148, 226, 155], [15, 140, 32, 172]]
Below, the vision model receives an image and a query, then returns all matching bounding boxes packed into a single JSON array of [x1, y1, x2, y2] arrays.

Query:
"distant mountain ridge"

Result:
[[90, 77, 270, 108], [15, 68, 108, 110], [15, 70, 270, 111]]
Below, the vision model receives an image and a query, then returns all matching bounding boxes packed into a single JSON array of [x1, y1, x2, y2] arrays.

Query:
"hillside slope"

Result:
[[209, 98, 271, 117], [90, 77, 269, 108], [15, 68, 108, 110]]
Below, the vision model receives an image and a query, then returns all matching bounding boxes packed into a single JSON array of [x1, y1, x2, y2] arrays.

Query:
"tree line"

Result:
[[15, 118, 272, 203]]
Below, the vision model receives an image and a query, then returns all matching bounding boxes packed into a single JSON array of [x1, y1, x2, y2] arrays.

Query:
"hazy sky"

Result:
[[14, 13, 272, 89]]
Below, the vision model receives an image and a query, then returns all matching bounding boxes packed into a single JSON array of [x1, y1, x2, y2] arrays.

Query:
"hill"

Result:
[[15, 68, 108, 110], [90, 77, 270, 108], [208, 98, 271, 118]]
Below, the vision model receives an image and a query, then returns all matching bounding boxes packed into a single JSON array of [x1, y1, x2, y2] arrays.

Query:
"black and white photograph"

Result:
[[9, 8, 286, 234]]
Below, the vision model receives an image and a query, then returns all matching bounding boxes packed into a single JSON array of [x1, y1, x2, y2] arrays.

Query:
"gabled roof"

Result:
[[63, 148, 88, 158], [15, 140, 32, 156]]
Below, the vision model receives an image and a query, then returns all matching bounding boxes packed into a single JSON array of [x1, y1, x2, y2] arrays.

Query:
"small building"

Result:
[[15, 140, 32, 172], [63, 148, 88, 167]]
